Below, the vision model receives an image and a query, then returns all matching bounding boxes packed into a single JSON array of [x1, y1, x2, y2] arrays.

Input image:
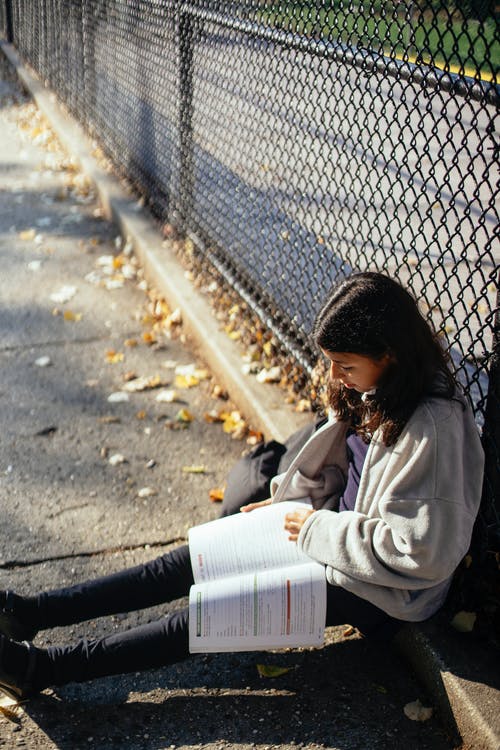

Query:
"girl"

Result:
[[0, 272, 484, 699]]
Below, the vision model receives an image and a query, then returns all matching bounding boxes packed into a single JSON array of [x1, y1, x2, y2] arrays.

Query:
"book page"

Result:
[[188, 500, 315, 584], [189, 560, 326, 652]]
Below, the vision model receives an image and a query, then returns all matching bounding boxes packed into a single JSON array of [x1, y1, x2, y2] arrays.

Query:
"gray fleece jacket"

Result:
[[270, 395, 484, 621]]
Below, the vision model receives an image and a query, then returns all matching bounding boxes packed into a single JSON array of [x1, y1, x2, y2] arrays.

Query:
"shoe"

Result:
[[0, 591, 38, 642], [0, 634, 37, 700]]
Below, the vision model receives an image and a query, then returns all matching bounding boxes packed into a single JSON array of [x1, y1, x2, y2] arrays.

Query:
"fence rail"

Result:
[[1, 0, 498, 552]]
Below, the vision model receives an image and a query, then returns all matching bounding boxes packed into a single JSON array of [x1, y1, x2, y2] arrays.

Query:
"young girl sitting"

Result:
[[0, 271, 484, 699]]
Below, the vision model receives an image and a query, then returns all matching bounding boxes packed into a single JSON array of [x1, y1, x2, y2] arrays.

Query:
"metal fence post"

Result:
[[177, 7, 194, 230], [481, 283, 500, 552], [5, 0, 13, 42]]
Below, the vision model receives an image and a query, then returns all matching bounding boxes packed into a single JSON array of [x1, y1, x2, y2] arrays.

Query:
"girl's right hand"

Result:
[[240, 498, 272, 513]]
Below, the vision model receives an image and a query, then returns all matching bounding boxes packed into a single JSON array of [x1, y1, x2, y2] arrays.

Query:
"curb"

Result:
[[2, 41, 499, 750]]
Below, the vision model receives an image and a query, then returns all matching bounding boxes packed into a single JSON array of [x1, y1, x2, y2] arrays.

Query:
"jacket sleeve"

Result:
[[297, 400, 484, 591]]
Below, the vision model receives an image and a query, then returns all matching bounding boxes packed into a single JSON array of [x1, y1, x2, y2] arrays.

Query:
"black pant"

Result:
[[28, 543, 402, 689]]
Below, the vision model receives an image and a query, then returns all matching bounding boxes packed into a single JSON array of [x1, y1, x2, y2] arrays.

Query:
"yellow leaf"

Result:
[[105, 350, 124, 364], [63, 310, 82, 322], [175, 373, 200, 389], [256, 664, 293, 678], [142, 331, 157, 345], [19, 228, 36, 241], [263, 341, 273, 357], [209, 487, 225, 502], [176, 408, 194, 423], [136, 410, 147, 420], [124, 338, 138, 347], [182, 465, 207, 474]]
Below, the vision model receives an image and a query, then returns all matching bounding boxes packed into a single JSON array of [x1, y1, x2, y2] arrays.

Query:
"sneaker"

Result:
[[0, 634, 37, 700], [0, 591, 38, 642]]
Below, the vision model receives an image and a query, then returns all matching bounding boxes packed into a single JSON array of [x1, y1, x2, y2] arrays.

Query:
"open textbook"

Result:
[[188, 501, 327, 653]]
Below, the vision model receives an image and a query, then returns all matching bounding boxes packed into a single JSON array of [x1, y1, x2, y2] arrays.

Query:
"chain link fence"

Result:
[[1, 1, 498, 553]]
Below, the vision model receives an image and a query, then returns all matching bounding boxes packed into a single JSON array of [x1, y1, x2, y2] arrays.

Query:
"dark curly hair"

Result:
[[313, 271, 457, 445]]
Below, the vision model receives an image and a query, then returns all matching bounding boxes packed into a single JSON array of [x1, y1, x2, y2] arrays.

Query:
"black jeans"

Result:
[[28, 543, 402, 689]]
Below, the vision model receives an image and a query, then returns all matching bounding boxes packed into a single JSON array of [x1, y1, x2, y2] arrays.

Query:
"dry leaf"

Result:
[[19, 228, 36, 241], [182, 465, 207, 474], [175, 373, 200, 389], [203, 409, 225, 423], [124, 338, 138, 347], [122, 375, 163, 392], [137, 487, 157, 498], [107, 392, 129, 403], [109, 453, 127, 465], [403, 699, 433, 722], [63, 310, 82, 322], [99, 415, 121, 424], [35, 356, 52, 367], [256, 366, 281, 383], [209, 487, 225, 502], [142, 331, 157, 345], [50, 285, 77, 304], [105, 350, 124, 364], [156, 389, 181, 403], [176, 408, 194, 423], [256, 664, 293, 678]]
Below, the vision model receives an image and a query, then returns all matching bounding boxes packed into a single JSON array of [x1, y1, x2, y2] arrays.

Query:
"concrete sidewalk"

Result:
[[0, 44, 499, 750]]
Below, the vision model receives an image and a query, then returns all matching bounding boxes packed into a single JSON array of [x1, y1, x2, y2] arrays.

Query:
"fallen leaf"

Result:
[[124, 338, 138, 347], [142, 331, 157, 345], [156, 389, 181, 403], [203, 409, 225, 423], [176, 408, 194, 423], [136, 411, 147, 420], [107, 392, 129, 403], [182, 465, 207, 474], [122, 375, 164, 392], [50, 285, 77, 304], [35, 356, 52, 367], [246, 430, 264, 446], [137, 487, 157, 498], [256, 664, 293, 678], [209, 487, 225, 502], [450, 610, 477, 633], [403, 699, 433, 722], [175, 373, 200, 389], [63, 310, 82, 322], [108, 453, 127, 465], [19, 228, 36, 241], [99, 416, 121, 424], [105, 350, 124, 364], [256, 366, 281, 383]]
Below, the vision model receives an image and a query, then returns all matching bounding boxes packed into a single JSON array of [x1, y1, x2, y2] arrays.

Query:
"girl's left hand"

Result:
[[284, 508, 315, 542]]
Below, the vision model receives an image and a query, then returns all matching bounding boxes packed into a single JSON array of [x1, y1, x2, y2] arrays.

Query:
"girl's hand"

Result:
[[284, 508, 315, 541], [240, 498, 272, 513]]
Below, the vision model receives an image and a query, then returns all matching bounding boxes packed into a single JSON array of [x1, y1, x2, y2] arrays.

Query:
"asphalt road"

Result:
[[0, 54, 457, 750]]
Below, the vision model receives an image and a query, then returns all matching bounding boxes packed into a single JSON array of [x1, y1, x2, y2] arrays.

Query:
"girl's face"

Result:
[[322, 349, 393, 393]]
